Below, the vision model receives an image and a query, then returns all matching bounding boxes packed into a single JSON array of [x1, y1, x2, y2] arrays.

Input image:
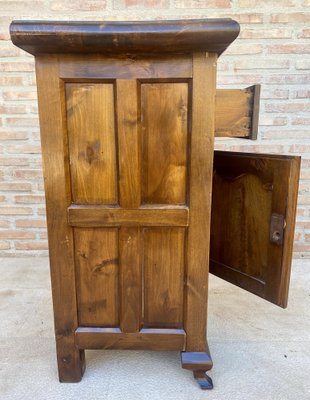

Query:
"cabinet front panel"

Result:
[[66, 83, 117, 204], [141, 83, 188, 205], [74, 227, 119, 326], [143, 227, 185, 328]]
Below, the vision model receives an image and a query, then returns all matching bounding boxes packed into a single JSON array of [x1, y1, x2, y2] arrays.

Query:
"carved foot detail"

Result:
[[193, 370, 213, 390], [181, 351, 213, 390]]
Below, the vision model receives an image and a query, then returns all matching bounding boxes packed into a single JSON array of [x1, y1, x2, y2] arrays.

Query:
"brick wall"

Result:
[[0, 0, 309, 258]]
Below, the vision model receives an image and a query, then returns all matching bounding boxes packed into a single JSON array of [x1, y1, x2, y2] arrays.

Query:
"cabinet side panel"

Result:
[[141, 83, 188, 205], [143, 227, 185, 328], [184, 53, 217, 351], [35, 56, 84, 381], [74, 227, 119, 327], [66, 83, 117, 204]]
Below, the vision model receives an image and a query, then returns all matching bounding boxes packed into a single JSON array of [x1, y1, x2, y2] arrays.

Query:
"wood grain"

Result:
[[184, 53, 217, 352], [215, 85, 260, 139], [10, 19, 240, 56], [35, 55, 85, 382], [75, 327, 186, 350], [141, 83, 188, 205], [210, 151, 301, 308], [68, 205, 189, 227], [119, 227, 141, 333], [66, 83, 117, 204], [59, 54, 192, 80], [74, 228, 119, 326], [117, 80, 141, 208], [143, 228, 185, 329]]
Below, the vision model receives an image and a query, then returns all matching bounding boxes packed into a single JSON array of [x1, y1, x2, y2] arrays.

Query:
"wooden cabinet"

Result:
[[10, 19, 300, 390]]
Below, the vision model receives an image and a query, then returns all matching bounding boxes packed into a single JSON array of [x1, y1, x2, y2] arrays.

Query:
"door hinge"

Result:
[[269, 213, 285, 245]]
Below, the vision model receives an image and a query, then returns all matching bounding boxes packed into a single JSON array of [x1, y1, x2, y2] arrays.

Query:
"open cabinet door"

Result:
[[210, 151, 300, 308]]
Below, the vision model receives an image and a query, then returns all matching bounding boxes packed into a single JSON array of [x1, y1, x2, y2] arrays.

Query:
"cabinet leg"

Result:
[[56, 336, 85, 382], [181, 351, 213, 390]]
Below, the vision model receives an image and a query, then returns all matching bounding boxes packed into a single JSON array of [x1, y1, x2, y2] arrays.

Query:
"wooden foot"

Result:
[[181, 351, 213, 390], [193, 370, 213, 390], [56, 337, 85, 382]]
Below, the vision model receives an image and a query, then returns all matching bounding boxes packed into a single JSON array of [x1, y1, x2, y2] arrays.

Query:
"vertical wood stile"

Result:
[[116, 80, 142, 333], [35, 55, 85, 381], [184, 52, 217, 351]]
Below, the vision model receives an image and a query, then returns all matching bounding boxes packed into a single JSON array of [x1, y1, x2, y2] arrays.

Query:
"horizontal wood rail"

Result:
[[68, 205, 189, 227], [215, 84, 260, 139], [75, 327, 186, 350]]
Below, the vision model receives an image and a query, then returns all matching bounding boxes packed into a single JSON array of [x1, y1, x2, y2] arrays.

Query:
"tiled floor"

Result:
[[0, 258, 309, 400]]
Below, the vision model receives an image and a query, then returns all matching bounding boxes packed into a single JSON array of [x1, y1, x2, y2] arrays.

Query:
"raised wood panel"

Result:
[[74, 228, 119, 326], [66, 83, 117, 204], [75, 327, 186, 350], [211, 173, 272, 280], [143, 227, 185, 328], [141, 83, 188, 205]]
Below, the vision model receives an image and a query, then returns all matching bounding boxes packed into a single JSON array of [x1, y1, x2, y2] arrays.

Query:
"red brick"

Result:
[[240, 0, 294, 5], [113, 0, 168, 8], [0, 220, 10, 228], [0, 183, 32, 191], [0, 45, 20, 57], [265, 103, 310, 113], [234, 60, 289, 70], [265, 75, 310, 84], [0, 77, 23, 86], [38, 208, 46, 215], [0, 62, 35, 72], [15, 195, 45, 204], [39, 232, 48, 239], [298, 28, 310, 38], [6, 145, 41, 154], [261, 90, 289, 100], [50, 0, 107, 10], [292, 91, 310, 99], [0, 241, 10, 250], [0, 1, 45, 10], [0, 207, 32, 215], [0, 132, 28, 140], [289, 145, 310, 153], [0, 105, 26, 114], [13, 170, 43, 179], [229, 13, 263, 24], [15, 241, 48, 250], [225, 44, 263, 55], [292, 117, 310, 125], [3, 91, 37, 101], [16, 219, 47, 228], [271, 13, 310, 23], [5, 118, 39, 127], [240, 28, 292, 39], [268, 44, 310, 54], [0, 231, 35, 239], [174, 0, 231, 7], [259, 116, 288, 126], [0, 157, 29, 166], [261, 130, 310, 140]]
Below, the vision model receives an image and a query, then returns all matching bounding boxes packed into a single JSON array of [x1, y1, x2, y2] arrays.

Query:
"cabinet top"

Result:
[[10, 19, 240, 57]]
